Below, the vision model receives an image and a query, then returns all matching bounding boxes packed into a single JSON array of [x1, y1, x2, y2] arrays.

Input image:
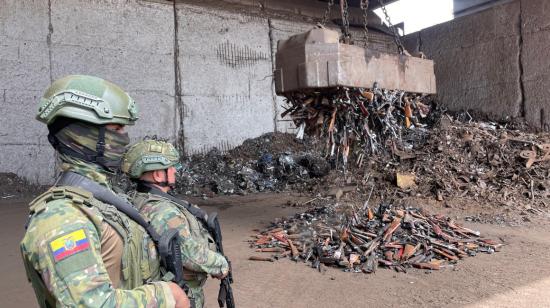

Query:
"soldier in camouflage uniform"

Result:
[[122, 140, 230, 308], [20, 75, 189, 307]]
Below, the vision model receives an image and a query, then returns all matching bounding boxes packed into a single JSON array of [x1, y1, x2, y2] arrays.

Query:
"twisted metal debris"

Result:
[[283, 85, 433, 169], [249, 202, 501, 273]]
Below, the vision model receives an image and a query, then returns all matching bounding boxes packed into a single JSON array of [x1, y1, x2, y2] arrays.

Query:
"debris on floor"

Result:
[[249, 201, 502, 274]]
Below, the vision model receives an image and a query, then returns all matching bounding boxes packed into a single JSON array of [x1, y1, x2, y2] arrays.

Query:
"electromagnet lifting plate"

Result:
[[274, 28, 436, 94]]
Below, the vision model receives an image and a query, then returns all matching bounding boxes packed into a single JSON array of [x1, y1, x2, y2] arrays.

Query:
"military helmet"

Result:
[[122, 140, 181, 178], [37, 75, 139, 125]]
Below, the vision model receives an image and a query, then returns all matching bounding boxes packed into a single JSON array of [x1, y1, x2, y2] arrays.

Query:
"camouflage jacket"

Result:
[[20, 159, 175, 307], [132, 192, 229, 282]]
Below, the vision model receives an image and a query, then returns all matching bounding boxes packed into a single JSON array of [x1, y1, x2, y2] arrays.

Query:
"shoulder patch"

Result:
[[49, 229, 90, 262]]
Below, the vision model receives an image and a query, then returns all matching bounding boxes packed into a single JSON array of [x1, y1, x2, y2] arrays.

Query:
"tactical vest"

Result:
[[23, 186, 161, 307], [132, 192, 216, 287]]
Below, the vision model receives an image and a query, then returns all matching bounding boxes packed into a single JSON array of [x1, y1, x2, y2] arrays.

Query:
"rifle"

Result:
[[158, 229, 186, 288], [208, 213, 235, 308], [158, 229, 198, 307]]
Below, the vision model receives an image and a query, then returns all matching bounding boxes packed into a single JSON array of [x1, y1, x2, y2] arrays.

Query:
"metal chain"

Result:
[[379, 0, 405, 54], [341, 0, 351, 43], [321, 0, 335, 26], [360, 0, 369, 47]]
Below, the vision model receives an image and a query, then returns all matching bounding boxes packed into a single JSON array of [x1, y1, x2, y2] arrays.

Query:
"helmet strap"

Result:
[[95, 125, 107, 167], [136, 179, 170, 187], [135, 169, 175, 190]]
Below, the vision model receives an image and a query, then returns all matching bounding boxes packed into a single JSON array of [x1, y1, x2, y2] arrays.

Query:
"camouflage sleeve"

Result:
[[143, 200, 229, 276], [21, 199, 175, 307]]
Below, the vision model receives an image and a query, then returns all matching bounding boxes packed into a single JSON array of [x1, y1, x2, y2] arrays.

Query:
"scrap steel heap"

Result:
[[283, 86, 434, 170], [249, 202, 501, 273]]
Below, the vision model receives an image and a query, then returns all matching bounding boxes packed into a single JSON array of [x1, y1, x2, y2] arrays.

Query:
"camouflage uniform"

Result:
[[122, 140, 229, 308], [21, 162, 175, 307], [20, 75, 177, 307]]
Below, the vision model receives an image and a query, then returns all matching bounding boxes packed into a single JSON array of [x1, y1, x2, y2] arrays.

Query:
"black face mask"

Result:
[[48, 119, 130, 172]]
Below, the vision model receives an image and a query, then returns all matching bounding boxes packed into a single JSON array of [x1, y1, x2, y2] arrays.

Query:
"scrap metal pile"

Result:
[[389, 117, 550, 212], [172, 115, 550, 218], [283, 86, 435, 169], [249, 202, 502, 273], [174, 133, 329, 196]]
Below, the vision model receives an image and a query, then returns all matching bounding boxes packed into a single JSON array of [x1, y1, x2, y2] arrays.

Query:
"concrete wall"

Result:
[[1, 0, 176, 184], [0, 0, 395, 184], [1, 0, 55, 184], [50, 0, 178, 141], [176, 4, 274, 154], [404, 0, 550, 129], [521, 0, 550, 131]]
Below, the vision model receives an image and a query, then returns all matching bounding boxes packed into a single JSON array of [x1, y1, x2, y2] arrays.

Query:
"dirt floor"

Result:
[[2, 192, 550, 307]]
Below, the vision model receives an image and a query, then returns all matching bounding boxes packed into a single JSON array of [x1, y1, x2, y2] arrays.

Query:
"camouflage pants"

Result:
[[188, 286, 205, 308]]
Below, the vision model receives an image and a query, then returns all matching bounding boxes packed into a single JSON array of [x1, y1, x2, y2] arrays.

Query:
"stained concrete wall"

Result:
[[49, 0, 178, 141], [521, 0, 550, 131], [404, 0, 550, 129], [1, 0, 55, 184], [0, 0, 395, 184], [1, 0, 176, 184], [404, 1, 522, 122], [176, 4, 274, 154]]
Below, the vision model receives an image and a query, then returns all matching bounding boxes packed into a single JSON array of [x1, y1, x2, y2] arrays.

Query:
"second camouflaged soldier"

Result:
[[20, 75, 189, 307], [122, 140, 230, 308]]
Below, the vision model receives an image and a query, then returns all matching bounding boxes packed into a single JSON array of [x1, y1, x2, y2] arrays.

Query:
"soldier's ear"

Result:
[[152, 170, 166, 183]]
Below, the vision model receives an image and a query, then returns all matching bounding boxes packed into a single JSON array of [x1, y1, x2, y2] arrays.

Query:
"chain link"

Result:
[[360, 0, 369, 47], [379, 0, 405, 54], [341, 0, 351, 42], [321, 0, 335, 26]]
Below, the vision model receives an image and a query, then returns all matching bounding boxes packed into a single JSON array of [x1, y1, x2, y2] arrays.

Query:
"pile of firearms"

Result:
[[282, 86, 433, 169], [249, 202, 501, 273]]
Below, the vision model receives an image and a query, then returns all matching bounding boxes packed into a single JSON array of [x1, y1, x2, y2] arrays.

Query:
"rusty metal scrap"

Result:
[[249, 256, 275, 262], [519, 143, 550, 168], [406, 118, 550, 212], [283, 86, 433, 169], [249, 202, 501, 274]]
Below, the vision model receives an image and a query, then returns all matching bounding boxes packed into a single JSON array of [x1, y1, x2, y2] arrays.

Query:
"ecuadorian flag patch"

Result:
[[50, 229, 90, 262]]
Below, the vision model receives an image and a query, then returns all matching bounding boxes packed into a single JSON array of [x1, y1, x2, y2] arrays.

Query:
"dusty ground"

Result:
[[2, 192, 550, 307]]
